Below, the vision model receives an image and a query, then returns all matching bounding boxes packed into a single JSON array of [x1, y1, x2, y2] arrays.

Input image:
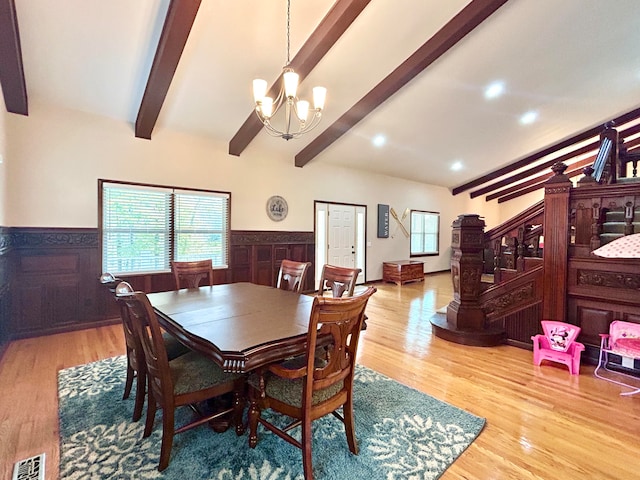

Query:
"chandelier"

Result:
[[252, 0, 326, 140]]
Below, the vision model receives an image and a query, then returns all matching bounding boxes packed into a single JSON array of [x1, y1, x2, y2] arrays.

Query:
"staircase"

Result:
[[600, 207, 640, 245]]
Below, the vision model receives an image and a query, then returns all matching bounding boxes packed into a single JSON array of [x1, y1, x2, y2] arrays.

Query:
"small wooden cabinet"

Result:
[[383, 260, 424, 285]]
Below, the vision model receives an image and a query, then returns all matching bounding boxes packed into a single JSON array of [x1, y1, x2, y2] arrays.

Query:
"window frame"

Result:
[[99, 179, 231, 275], [409, 209, 440, 257]]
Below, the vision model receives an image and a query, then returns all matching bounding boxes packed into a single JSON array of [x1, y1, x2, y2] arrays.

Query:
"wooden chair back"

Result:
[[317, 264, 361, 297], [248, 286, 377, 479], [100, 276, 147, 421], [276, 259, 311, 293], [119, 291, 174, 411], [170, 259, 213, 289], [114, 281, 139, 359], [304, 286, 375, 404], [119, 289, 247, 471]]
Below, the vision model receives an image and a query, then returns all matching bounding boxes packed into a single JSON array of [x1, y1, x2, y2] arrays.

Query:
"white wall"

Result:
[[493, 189, 544, 227], [5, 101, 497, 280]]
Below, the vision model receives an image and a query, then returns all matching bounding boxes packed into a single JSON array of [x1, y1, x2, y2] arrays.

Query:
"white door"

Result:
[[328, 204, 355, 268], [315, 202, 366, 288]]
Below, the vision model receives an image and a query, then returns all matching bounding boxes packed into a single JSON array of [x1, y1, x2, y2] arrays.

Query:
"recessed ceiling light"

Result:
[[450, 161, 463, 171], [484, 81, 505, 100], [372, 135, 386, 147], [519, 110, 538, 125]]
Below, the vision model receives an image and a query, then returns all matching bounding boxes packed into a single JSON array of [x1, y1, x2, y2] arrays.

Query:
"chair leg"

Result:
[[248, 398, 260, 448], [233, 390, 245, 436], [132, 369, 146, 422], [571, 356, 580, 376], [620, 387, 640, 396], [343, 395, 359, 455], [123, 363, 134, 400], [301, 417, 314, 480], [144, 388, 156, 438], [158, 406, 175, 471], [594, 348, 608, 380]]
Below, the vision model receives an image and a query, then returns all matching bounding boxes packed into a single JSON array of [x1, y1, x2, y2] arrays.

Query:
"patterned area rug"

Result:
[[58, 356, 485, 479]]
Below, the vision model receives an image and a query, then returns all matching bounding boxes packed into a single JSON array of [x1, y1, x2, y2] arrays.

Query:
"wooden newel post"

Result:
[[447, 214, 486, 330], [543, 162, 572, 321]]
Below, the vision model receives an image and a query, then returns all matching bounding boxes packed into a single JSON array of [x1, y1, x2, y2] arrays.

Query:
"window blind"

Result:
[[101, 182, 230, 275], [174, 190, 229, 266]]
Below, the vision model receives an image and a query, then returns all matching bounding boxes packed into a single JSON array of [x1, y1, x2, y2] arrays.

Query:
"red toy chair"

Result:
[[531, 320, 584, 375]]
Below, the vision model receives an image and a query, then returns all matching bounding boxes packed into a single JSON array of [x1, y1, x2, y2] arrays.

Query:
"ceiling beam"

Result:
[[496, 164, 587, 204], [0, 0, 27, 115], [294, 0, 509, 168], [228, 0, 371, 156], [487, 156, 595, 201], [469, 142, 598, 198], [452, 105, 640, 195], [495, 138, 640, 204], [135, 0, 201, 140]]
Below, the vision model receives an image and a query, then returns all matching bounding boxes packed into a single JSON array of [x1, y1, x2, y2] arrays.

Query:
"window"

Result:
[[100, 180, 230, 275], [410, 210, 439, 256]]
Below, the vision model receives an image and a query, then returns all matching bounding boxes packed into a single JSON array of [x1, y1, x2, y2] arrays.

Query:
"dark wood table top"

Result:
[[147, 282, 315, 373]]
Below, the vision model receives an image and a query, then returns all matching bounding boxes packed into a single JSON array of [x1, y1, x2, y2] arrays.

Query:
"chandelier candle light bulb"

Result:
[[283, 70, 299, 98], [252, 0, 326, 140]]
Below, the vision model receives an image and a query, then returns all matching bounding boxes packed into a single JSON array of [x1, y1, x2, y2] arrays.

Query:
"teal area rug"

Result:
[[58, 356, 485, 479]]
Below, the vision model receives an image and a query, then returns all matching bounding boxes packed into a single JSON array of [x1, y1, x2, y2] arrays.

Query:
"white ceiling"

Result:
[[12, 0, 640, 193]]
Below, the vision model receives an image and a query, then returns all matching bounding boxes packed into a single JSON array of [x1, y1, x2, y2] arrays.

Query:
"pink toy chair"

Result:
[[594, 320, 640, 396], [531, 320, 584, 375]]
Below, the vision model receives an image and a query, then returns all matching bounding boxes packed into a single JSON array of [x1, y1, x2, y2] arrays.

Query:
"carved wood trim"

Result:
[[577, 269, 640, 290], [231, 230, 314, 245], [11, 228, 99, 249], [0, 227, 11, 255], [4, 227, 316, 340], [481, 266, 543, 321]]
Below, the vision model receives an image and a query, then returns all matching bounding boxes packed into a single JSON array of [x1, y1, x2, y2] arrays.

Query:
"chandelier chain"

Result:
[[286, 0, 291, 66]]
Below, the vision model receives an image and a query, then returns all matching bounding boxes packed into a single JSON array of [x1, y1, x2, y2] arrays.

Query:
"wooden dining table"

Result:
[[147, 282, 315, 373]]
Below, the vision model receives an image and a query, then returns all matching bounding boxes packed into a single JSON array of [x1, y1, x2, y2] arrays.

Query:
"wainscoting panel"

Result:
[[10, 228, 113, 338], [230, 231, 315, 292], [0, 227, 11, 358], [7, 228, 315, 340]]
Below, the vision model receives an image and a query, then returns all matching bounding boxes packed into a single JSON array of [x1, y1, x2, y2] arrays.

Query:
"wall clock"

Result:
[[266, 195, 288, 221]]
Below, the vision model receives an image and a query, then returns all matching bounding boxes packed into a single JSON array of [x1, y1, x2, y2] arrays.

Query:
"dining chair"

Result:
[[316, 264, 361, 298], [247, 286, 377, 480], [170, 259, 214, 289], [276, 259, 312, 293], [117, 286, 246, 471], [99, 275, 190, 422]]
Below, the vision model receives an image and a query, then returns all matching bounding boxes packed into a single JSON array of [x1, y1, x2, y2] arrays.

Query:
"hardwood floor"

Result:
[[1, 272, 638, 479]]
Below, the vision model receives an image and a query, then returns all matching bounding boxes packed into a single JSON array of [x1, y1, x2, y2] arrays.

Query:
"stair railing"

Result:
[[483, 200, 544, 283]]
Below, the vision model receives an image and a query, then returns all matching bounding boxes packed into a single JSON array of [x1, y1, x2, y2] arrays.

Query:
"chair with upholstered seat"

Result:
[[277, 259, 312, 293], [316, 264, 361, 298], [247, 286, 376, 480], [100, 274, 189, 422], [170, 259, 214, 289], [117, 286, 245, 471]]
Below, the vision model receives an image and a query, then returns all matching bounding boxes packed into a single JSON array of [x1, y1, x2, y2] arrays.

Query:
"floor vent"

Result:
[[12, 453, 45, 480]]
